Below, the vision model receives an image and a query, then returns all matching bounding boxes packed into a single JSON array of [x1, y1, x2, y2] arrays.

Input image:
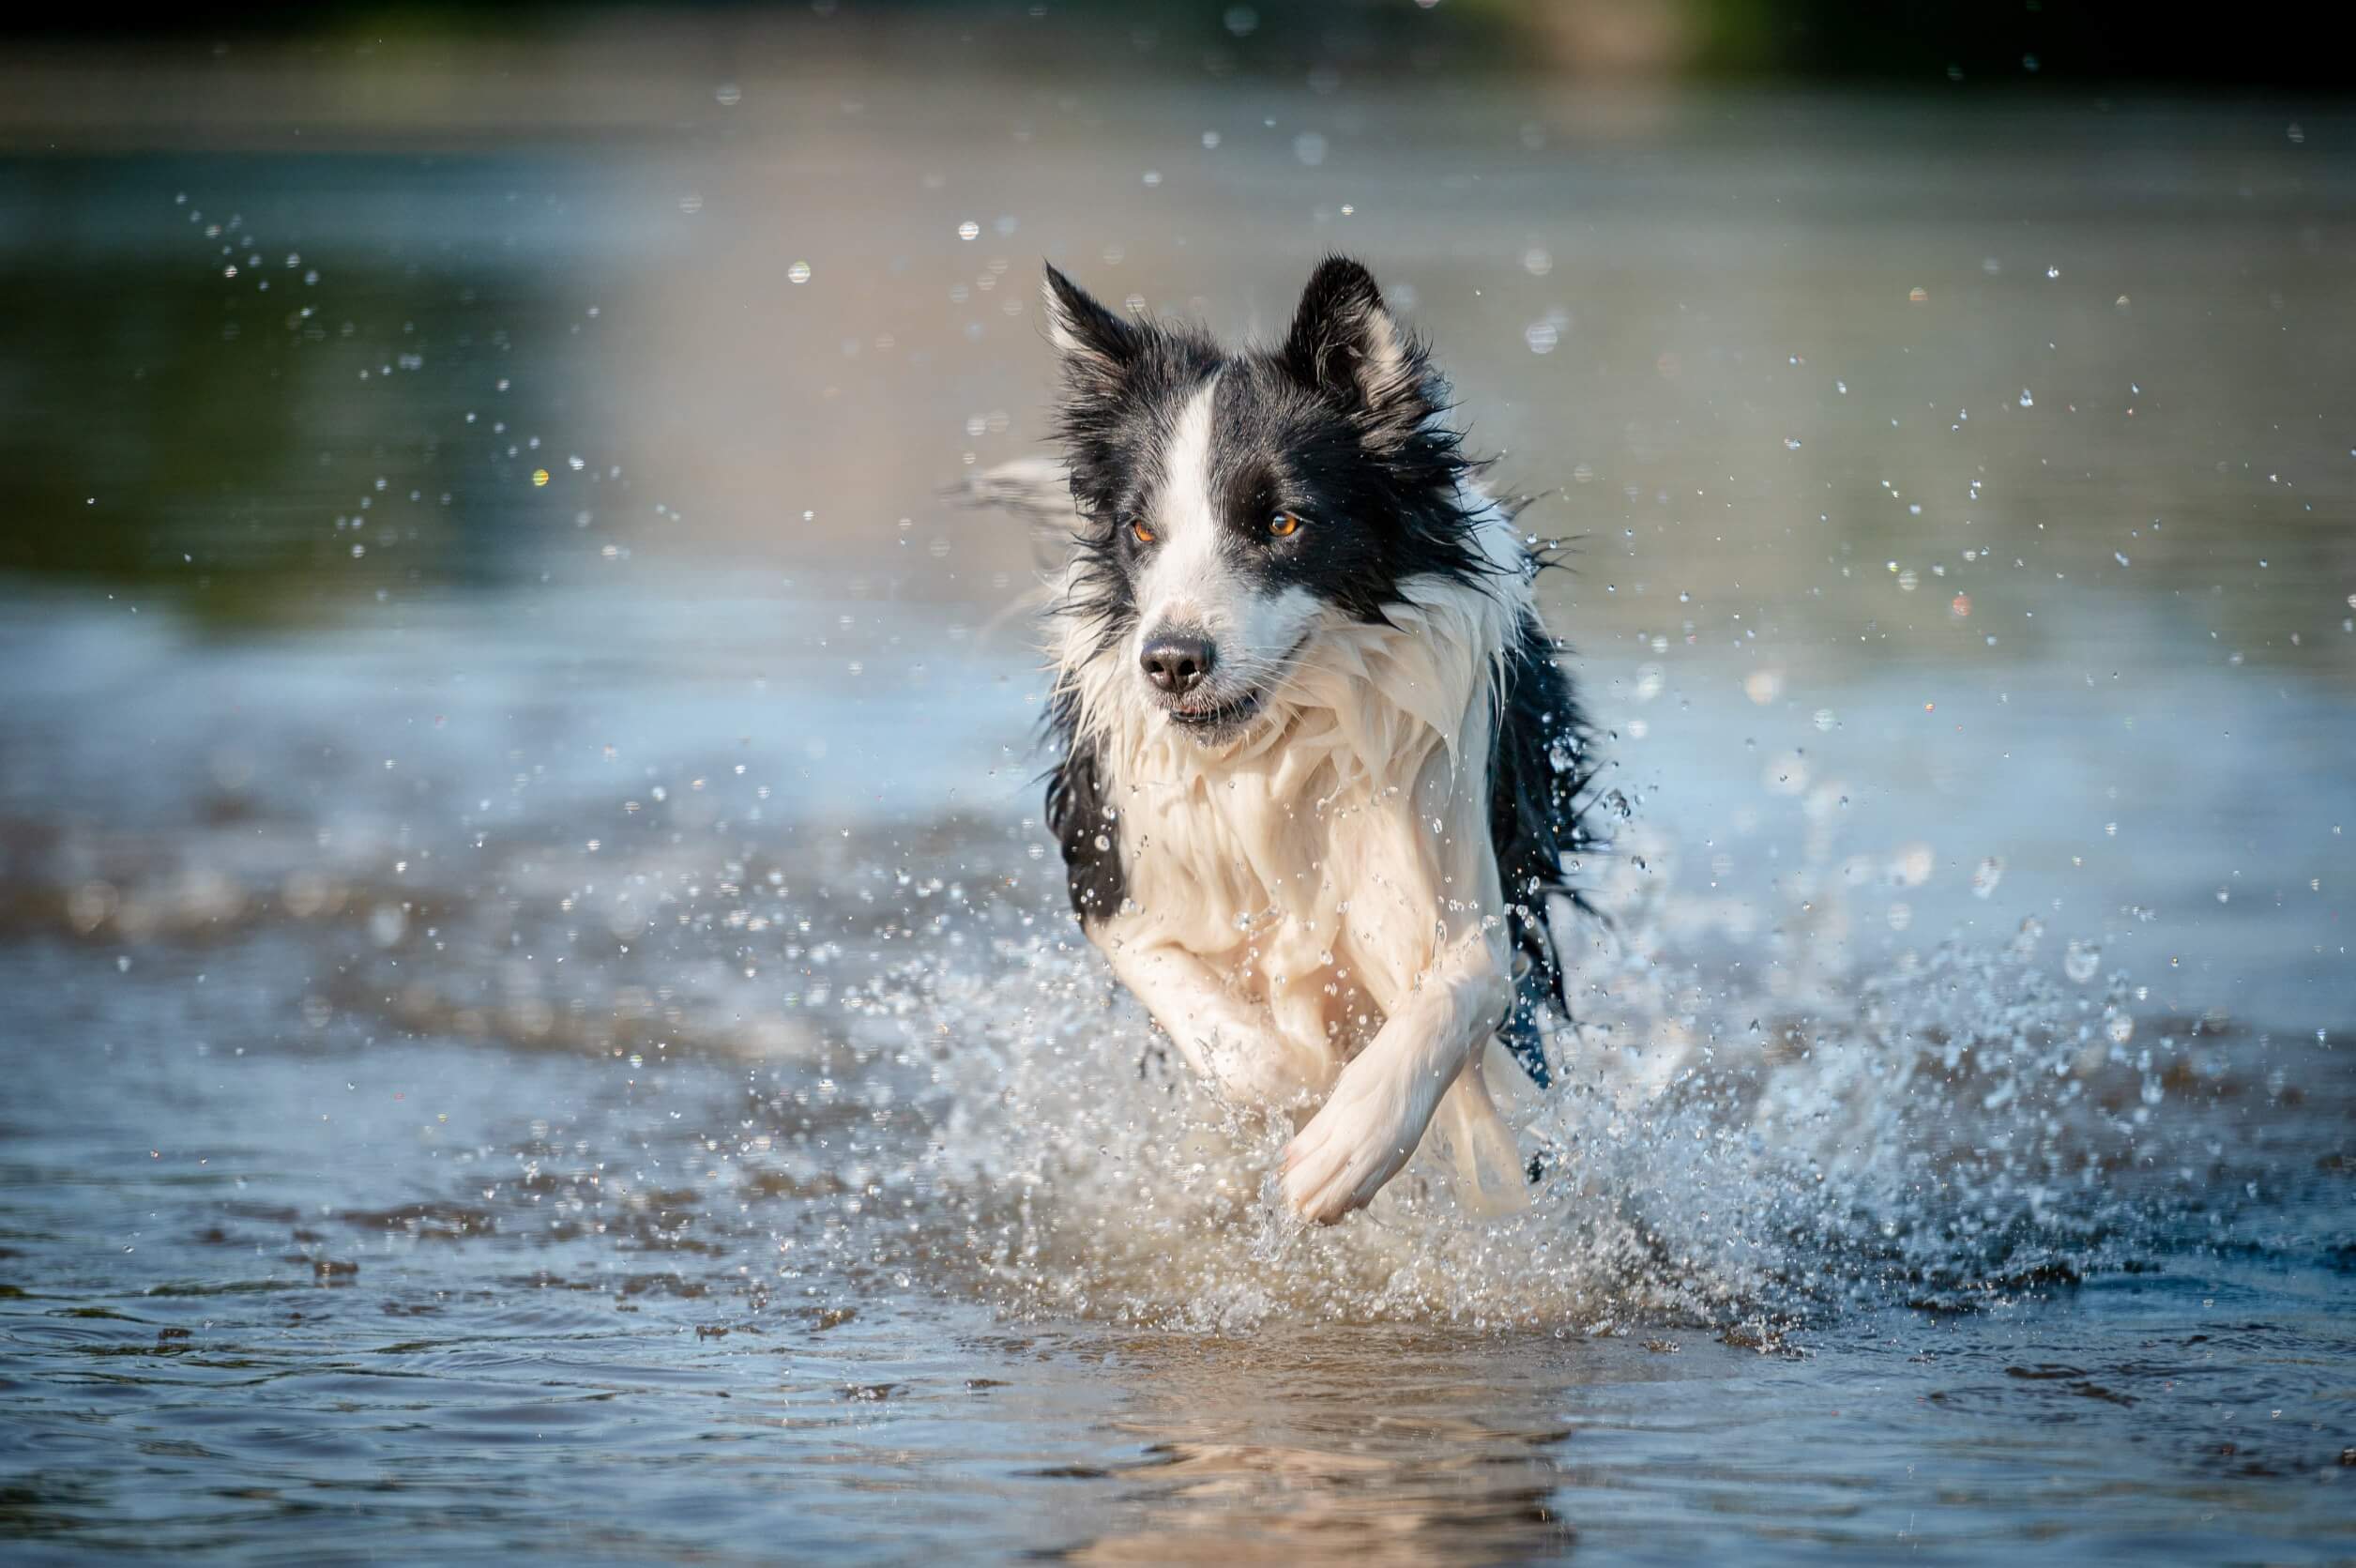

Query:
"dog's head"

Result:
[[1043, 257, 1492, 741]]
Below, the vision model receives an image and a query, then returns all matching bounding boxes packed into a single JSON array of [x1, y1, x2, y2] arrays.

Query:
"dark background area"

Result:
[[5, 1, 2346, 90]]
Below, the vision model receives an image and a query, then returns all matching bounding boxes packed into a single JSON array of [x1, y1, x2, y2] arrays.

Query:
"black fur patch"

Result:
[[1487, 613, 1601, 1087], [1179, 356, 1497, 628], [1041, 686, 1127, 921]]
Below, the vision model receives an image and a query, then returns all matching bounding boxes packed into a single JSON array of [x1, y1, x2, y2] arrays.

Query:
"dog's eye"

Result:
[[1130, 518, 1157, 545], [1268, 510, 1303, 539]]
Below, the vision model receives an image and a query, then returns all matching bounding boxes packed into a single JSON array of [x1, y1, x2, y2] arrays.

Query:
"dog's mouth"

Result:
[[1165, 688, 1265, 732], [1157, 633, 1309, 738]]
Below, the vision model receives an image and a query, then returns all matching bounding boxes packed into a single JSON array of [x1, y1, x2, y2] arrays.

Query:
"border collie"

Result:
[[977, 257, 1597, 1224]]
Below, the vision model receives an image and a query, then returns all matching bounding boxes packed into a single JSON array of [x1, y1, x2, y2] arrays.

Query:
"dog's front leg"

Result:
[[1099, 936, 1331, 1109], [1278, 930, 1511, 1224]]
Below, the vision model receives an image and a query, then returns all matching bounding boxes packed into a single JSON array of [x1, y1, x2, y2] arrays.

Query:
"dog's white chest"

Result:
[[1108, 714, 1473, 1058]]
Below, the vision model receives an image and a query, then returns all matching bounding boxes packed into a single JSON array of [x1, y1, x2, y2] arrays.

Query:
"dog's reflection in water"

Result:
[[1045, 1334, 1578, 1565], [1071, 1429, 1570, 1566]]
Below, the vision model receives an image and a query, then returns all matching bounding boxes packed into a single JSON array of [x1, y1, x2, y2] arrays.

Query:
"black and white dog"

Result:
[[980, 257, 1596, 1224]]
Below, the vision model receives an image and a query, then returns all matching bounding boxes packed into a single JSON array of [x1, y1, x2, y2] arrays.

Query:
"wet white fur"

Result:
[[1042, 423, 1537, 1224]]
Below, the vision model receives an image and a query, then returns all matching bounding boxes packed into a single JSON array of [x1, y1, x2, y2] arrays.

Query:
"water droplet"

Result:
[[1970, 857, 2004, 899]]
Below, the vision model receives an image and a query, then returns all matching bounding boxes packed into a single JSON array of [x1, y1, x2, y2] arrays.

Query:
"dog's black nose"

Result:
[[1140, 633, 1215, 695]]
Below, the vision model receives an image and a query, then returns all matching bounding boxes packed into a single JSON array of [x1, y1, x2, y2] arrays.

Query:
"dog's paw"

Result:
[[1277, 1059, 1429, 1225]]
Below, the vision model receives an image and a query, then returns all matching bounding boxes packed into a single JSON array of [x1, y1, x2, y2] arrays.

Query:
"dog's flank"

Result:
[[1005, 255, 1597, 1223], [1043, 681, 1124, 921], [1488, 612, 1600, 1088]]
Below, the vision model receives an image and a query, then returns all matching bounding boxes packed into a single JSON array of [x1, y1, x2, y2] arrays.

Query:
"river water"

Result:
[[0, 60, 2351, 1563]]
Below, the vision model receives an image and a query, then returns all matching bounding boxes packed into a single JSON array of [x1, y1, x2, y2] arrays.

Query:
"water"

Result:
[[2, 54, 2353, 1562]]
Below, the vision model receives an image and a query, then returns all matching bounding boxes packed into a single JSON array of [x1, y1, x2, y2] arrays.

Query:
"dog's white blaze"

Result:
[[1132, 376, 1323, 690], [1132, 378, 1224, 643]]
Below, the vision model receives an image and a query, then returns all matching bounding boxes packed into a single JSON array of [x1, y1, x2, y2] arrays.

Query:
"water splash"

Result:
[[846, 791, 2202, 1334]]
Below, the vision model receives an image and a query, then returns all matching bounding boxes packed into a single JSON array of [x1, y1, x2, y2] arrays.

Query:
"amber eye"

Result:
[[1131, 518, 1156, 544], [1269, 510, 1303, 538]]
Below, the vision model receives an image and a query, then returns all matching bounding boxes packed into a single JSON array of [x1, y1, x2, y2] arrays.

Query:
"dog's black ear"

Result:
[[1280, 256, 1432, 448], [1041, 263, 1141, 388]]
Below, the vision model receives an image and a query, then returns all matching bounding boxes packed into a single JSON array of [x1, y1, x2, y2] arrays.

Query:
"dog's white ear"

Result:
[[1041, 264, 1141, 388], [1280, 256, 1432, 449]]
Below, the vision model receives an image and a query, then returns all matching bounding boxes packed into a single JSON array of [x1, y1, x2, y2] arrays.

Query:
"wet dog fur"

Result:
[[992, 256, 1597, 1224]]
